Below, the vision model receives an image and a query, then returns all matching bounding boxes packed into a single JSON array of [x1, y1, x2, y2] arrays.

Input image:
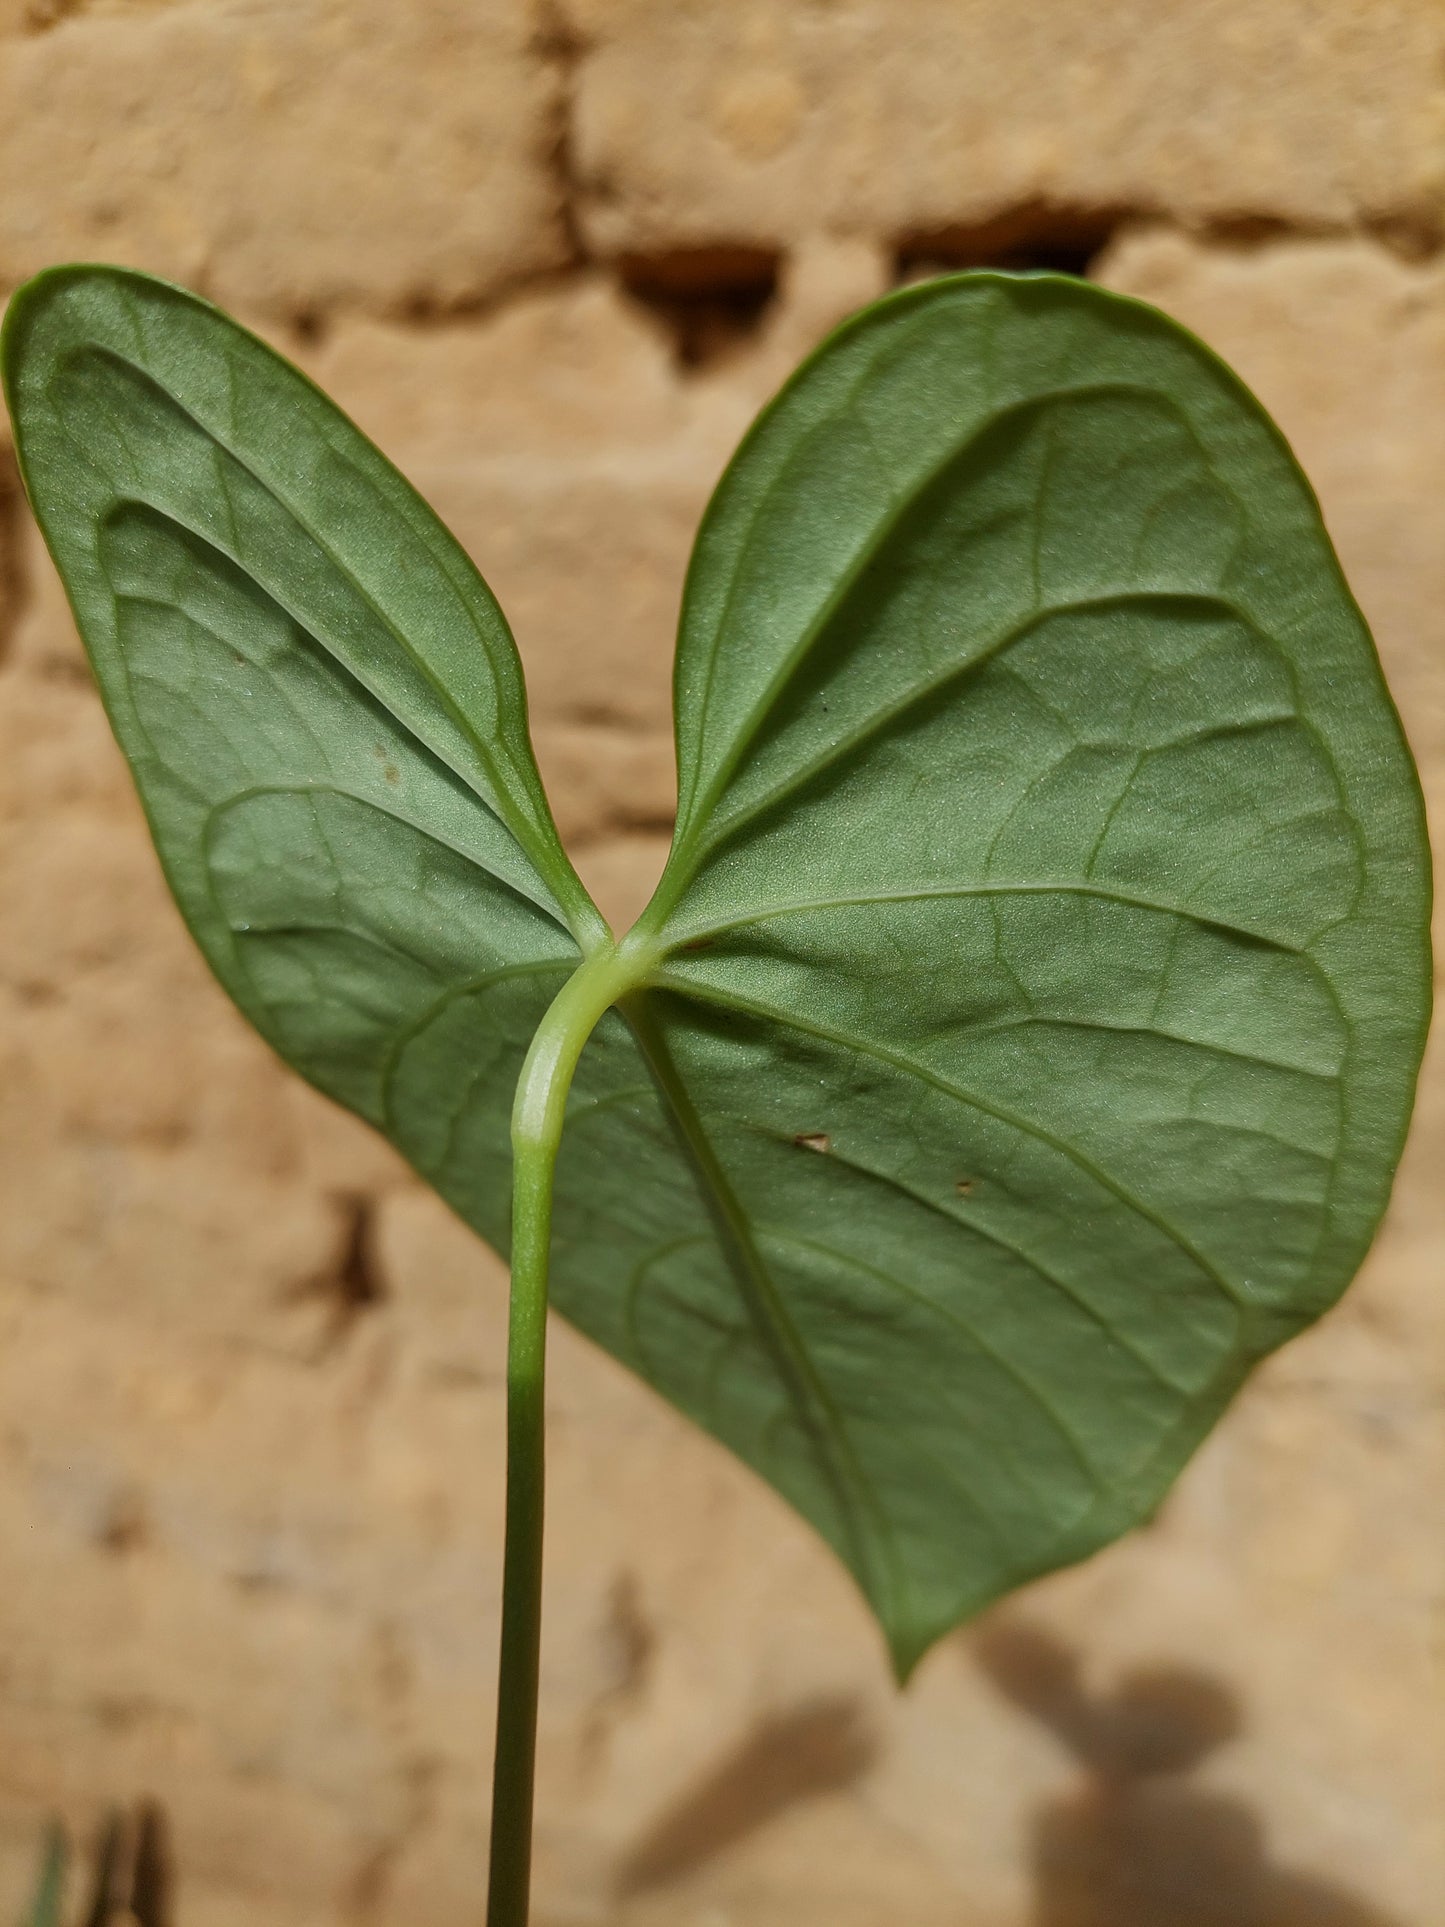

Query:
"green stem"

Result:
[[485, 937, 654, 1927]]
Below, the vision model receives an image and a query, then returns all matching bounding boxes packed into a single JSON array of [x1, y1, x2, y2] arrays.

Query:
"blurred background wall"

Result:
[[0, 3, 1441, 1923]]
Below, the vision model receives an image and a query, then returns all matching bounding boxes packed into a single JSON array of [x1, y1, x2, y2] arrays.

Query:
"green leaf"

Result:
[[6, 267, 1429, 1677], [4, 264, 603, 1263], [572, 275, 1431, 1672]]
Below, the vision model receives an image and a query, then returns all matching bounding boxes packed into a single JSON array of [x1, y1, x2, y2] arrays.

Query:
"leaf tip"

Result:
[[885, 1622, 935, 1687]]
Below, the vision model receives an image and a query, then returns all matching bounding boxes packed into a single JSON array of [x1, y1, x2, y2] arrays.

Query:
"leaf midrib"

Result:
[[661, 594, 1314, 909], [673, 376, 1221, 860], [661, 877, 1309, 958], [648, 971, 1253, 1315], [772, 1226, 1102, 1517], [622, 991, 910, 1625], [60, 339, 597, 942]]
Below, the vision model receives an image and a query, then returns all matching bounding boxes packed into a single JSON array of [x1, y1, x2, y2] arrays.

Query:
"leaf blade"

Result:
[[8, 265, 1429, 1674], [611, 273, 1430, 1667], [4, 264, 599, 1246]]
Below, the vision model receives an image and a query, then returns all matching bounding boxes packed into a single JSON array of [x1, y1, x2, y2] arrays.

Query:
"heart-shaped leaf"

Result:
[[6, 267, 1429, 1675]]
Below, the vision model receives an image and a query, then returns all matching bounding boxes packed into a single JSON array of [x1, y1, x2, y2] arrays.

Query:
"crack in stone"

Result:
[[284, 1193, 389, 1361], [896, 200, 1132, 282], [533, 0, 590, 272]]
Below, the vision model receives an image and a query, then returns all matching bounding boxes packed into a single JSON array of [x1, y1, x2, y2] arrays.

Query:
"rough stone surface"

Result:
[[0, 0, 566, 314], [566, 1, 1445, 259], [0, 12, 1442, 1927]]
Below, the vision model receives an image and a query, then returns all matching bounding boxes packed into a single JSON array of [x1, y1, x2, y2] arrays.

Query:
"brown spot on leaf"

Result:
[[956, 1179, 975, 1196], [794, 1132, 830, 1154]]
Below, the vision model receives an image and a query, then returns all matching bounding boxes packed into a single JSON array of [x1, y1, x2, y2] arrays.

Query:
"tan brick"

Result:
[[567, 1, 1445, 257], [300, 246, 889, 753], [289, 283, 735, 876], [0, 0, 566, 314]]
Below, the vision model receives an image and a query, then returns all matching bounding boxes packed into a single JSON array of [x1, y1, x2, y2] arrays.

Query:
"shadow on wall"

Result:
[[607, 1629, 1399, 1923], [974, 1620, 1400, 1927], [613, 1696, 875, 1897], [612, 203, 1119, 373], [894, 199, 1125, 283]]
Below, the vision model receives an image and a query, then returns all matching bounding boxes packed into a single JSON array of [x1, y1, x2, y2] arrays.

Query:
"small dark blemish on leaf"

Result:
[[794, 1132, 831, 1154], [955, 1179, 975, 1197], [371, 743, 403, 785]]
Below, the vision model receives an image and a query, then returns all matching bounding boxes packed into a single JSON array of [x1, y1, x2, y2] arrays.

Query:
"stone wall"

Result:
[[0, 4, 1441, 1923]]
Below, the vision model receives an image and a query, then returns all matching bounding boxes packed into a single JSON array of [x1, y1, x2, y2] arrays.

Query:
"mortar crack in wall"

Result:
[[534, 0, 590, 272], [283, 1192, 390, 1362]]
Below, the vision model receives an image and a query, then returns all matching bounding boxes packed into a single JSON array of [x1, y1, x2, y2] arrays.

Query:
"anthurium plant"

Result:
[[3, 265, 1430, 1926]]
